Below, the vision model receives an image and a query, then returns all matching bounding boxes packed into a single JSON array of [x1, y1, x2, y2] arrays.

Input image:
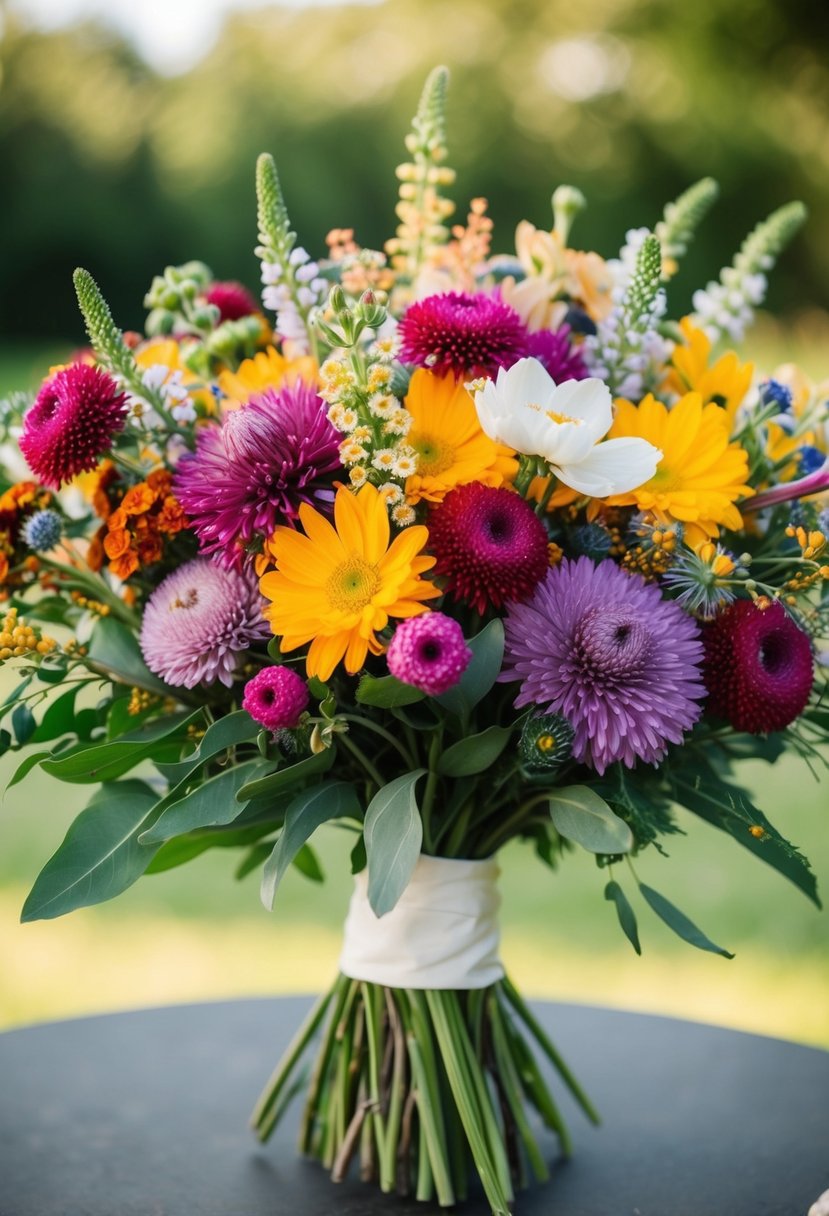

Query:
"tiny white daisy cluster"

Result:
[[692, 266, 767, 345], [130, 364, 195, 428], [261, 246, 327, 353]]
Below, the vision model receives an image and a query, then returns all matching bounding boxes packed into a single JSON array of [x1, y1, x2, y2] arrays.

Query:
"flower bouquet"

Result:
[[2, 66, 827, 1215]]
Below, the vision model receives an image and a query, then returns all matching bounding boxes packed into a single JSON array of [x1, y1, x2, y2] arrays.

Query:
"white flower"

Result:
[[472, 358, 661, 497]]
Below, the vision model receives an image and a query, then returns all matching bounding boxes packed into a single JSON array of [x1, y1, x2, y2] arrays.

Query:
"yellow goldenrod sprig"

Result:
[[0, 607, 57, 662]]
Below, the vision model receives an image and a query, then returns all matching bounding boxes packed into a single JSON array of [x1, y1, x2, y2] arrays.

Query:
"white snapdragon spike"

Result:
[[472, 357, 661, 497]]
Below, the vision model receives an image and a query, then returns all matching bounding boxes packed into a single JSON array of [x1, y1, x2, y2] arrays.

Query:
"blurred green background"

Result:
[[0, 0, 827, 1043]]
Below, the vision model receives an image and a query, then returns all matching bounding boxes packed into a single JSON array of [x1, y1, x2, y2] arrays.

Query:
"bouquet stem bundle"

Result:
[[252, 973, 598, 1214]]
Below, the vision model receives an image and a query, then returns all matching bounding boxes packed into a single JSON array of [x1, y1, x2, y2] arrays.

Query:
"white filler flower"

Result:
[[472, 357, 661, 496]]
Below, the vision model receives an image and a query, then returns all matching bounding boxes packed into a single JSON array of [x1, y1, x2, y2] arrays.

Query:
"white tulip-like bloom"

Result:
[[471, 357, 662, 497]]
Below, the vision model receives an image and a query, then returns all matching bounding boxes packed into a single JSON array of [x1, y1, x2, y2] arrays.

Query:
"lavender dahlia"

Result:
[[398, 291, 529, 378], [242, 665, 309, 731], [140, 558, 269, 688], [386, 612, 472, 696], [523, 326, 588, 383], [502, 557, 705, 774], [175, 382, 341, 566], [20, 364, 127, 489]]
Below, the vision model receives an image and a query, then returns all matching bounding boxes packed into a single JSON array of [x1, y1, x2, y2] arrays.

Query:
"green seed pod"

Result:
[[520, 714, 574, 773]]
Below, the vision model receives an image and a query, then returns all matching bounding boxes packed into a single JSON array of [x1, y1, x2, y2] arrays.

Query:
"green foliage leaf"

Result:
[[549, 785, 634, 855], [437, 725, 512, 777], [145, 823, 276, 875], [155, 710, 260, 784], [604, 880, 641, 955], [30, 684, 85, 744], [40, 709, 203, 784], [87, 615, 170, 695], [139, 759, 269, 844], [356, 673, 425, 708], [21, 780, 161, 921], [435, 620, 504, 718], [6, 749, 53, 791], [234, 841, 274, 881], [261, 780, 360, 909], [638, 882, 734, 959], [236, 746, 335, 802], [364, 769, 425, 917], [11, 703, 36, 745], [292, 842, 324, 883]]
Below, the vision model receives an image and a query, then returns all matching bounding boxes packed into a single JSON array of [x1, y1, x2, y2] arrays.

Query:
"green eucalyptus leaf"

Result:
[[261, 780, 360, 909], [6, 749, 53, 790], [604, 880, 641, 955], [234, 841, 274, 881], [139, 759, 270, 843], [435, 619, 504, 718], [11, 703, 36, 746], [39, 709, 204, 784], [30, 684, 85, 744], [145, 823, 276, 874], [21, 780, 161, 921], [356, 674, 425, 708], [87, 615, 170, 694], [292, 842, 324, 883], [437, 725, 512, 777], [155, 710, 260, 784], [549, 785, 633, 855], [638, 883, 734, 959], [237, 746, 335, 802], [364, 769, 426, 917]]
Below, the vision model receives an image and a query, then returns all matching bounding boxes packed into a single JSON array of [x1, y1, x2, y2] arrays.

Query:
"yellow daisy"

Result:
[[217, 346, 318, 411], [663, 317, 754, 424], [403, 369, 517, 505], [260, 483, 439, 680], [604, 392, 754, 546]]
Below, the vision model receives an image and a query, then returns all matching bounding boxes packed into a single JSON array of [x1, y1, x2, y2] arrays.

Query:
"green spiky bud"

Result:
[[625, 234, 662, 325], [552, 185, 587, 244], [412, 65, 450, 154], [734, 201, 807, 276], [255, 152, 296, 263], [520, 714, 574, 774], [73, 268, 158, 405], [655, 177, 719, 278]]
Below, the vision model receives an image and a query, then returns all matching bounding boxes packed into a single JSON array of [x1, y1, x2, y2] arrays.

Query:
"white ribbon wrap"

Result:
[[339, 854, 503, 990]]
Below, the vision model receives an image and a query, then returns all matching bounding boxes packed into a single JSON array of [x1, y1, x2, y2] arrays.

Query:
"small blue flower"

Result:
[[21, 508, 63, 552], [797, 445, 827, 476], [760, 379, 793, 412]]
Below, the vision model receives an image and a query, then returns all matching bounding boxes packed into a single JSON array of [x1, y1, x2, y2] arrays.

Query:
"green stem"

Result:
[[297, 974, 352, 1151], [475, 794, 551, 858], [338, 732, 384, 789], [39, 558, 140, 628], [487, 992, 549, 1182], [420, 729, 444, 854], [339, 714, 415, 768], [404, 990, 455, 1206]]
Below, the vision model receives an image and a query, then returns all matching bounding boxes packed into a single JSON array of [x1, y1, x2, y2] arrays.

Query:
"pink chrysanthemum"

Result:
[[398, 291, 529, 378], [524, 326, 588, 382], [174, 381, 341, 566], [204, 281, 259, 322], [242, 665, 309, 730], [140, 558, 269, 688], [387, 613, 472, 696], [702, 599, 813, 733], [20, 364, 127, 489], [501, 557, 705, 774], [429, 484, 549, 614]]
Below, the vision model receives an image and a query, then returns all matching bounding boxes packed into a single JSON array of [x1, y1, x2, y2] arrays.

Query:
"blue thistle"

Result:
[[797, 445, 826, 476], [22, 509, 63, 552], [760, 379, 793, 412]]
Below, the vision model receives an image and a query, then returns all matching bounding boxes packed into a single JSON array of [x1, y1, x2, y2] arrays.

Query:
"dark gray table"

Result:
[[0, 997, 827, 1215]]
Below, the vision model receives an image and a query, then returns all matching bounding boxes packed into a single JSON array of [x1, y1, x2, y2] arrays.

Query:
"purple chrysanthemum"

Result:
[[523, 326, 588, 382], [398, 291, 529, 378], [20, 364, 127, 489], [174, 381, 341, 566], [387, 612, 472, 696], [140, 558, 269, 688], [242, 665, 309, 730], [502, 557, 705, 774], [204, 281, 259, 322]]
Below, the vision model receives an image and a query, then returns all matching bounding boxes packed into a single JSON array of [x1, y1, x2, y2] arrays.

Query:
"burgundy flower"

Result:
[[204, 281, 259, 322], [20, 364, 127, 489], [398, 291, 529, 378]]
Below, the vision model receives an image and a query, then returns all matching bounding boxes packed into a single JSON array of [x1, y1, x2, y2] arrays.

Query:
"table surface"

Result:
[[0, 997, 827, 1216]]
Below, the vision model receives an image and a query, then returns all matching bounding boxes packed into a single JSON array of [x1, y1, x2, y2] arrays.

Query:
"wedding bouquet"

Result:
[[2, 67, 827, 1215]]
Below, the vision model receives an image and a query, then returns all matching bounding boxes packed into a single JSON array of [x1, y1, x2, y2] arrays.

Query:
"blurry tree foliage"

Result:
[[1, 0, 829, 342]]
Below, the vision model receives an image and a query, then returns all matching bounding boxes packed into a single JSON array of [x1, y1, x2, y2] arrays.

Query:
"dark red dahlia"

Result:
[[204, 281, 259, 322], [429, 483, 549, 614], [524, 325, 588, 382], [19, 364, 128, 489], [398, 291, 529, 378], [702, 599, 813, 733]]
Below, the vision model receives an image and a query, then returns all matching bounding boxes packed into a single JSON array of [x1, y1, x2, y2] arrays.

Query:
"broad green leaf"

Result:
[[35, 660, 70, 684], [435, 620, 504, 718], [638, 883, 734, 959], [261, 780, 360, 909], [11, 703, 36, 746], [237, 747, 335, 802], [21, 780, 161, 921], [604, 880, 641, 955], [549, 785, 633, 855], [139, 759, 269, 843], [39, 709, 203, 784], [87, 614, 170, 694], [0, 676, 32, 714], [350, 834, 367, 875], [146, 823, 276, 874], [292, 842, 324, 883], [364, 769, 426, 917], [356, 674, 425, 708], [437, 725, 511, 777], [31, 684, 87, 744], [156, 709, 260, 784], [234, 841, 274, 881], [6, 749, 53, 791]]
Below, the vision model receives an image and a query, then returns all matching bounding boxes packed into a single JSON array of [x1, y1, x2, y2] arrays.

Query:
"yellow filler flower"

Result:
[[260, 483, 440, 679], [404, 369, 517, 505], [663, 317, 754, 423], [604, 392, 754, 546], [217, 346, 317, 411]]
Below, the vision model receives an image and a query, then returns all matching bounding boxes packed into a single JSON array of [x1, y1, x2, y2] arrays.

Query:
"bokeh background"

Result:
[[1, 0, 827, 1045]]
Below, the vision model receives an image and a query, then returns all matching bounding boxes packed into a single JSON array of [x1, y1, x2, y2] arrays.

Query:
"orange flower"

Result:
[[86, 530, 105, 573], [0, 554, 8, 583], [104, 529, 132, 561], [109, 550, 139, 581], [137, 535, 163, 565], [156, 497, 188, 535], [120, 484, 156, 516], [147, 469, 174, 497]]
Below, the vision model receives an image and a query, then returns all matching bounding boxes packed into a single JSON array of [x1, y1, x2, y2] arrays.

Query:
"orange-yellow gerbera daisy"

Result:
[[218, 346, 317, 411], [663, 317, 753, 424], [260, 483, 440, 680], [403, 369, 517, 505], [603, 392, 754, 546]]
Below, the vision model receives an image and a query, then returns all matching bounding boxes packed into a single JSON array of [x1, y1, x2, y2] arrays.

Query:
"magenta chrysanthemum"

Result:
[[242, 665, 309, 730], [386, 612, 472, 696], [501, 557, 705, 774], [702, 599, 813, 732], [398, 291, 529, 378], [204, 281, 259, 322], [523, 326, 588, 382], [174, 381, 341, 566], [140, 558, 269, 688], [429, 484, 550, 614], [20, 364, 127, 489]]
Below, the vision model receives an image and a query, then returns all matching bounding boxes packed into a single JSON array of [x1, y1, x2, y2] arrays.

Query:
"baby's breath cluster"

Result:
[[0, 607, 57, 662]]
